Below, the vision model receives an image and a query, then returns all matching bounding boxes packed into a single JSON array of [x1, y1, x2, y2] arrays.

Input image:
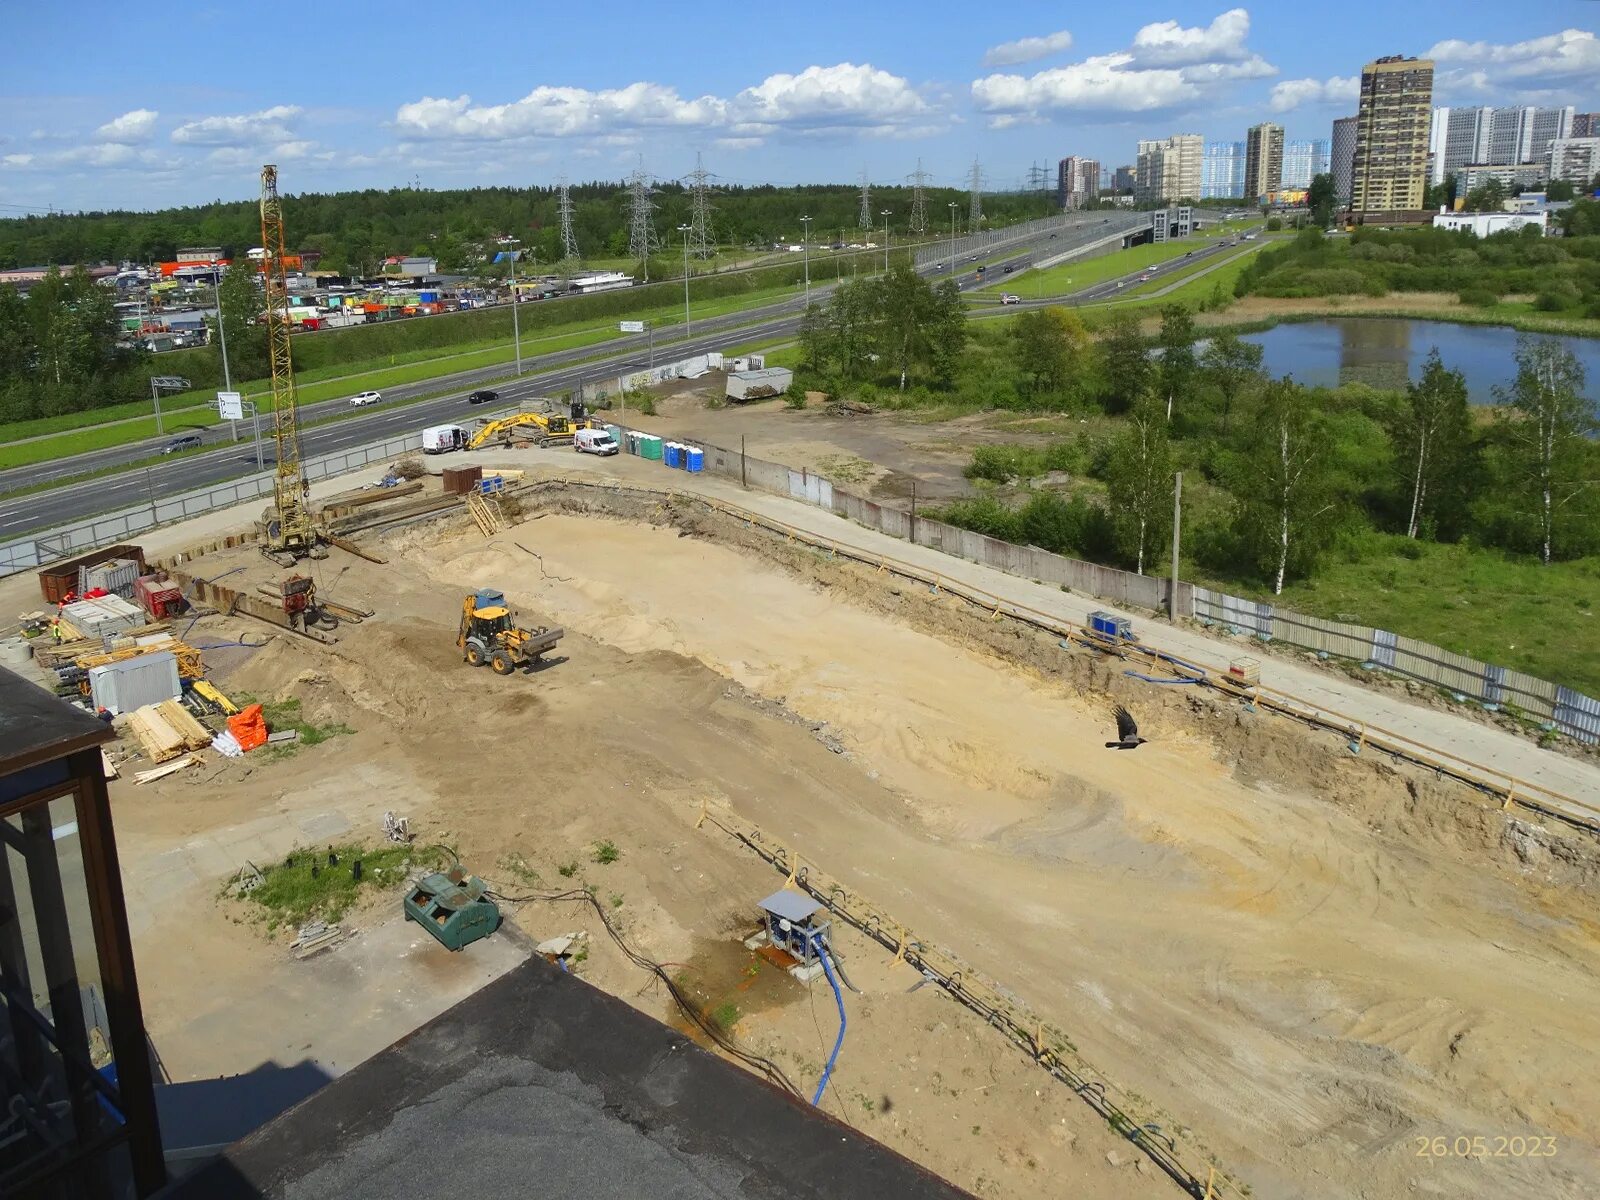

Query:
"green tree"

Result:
[[1394, 349, 1472, 539], [1492, 336, 1599, 563], [1199, 330, 1264, 435], [1098, 312, 1149, 415], [1464, 177, 1506, 213], [1010, 307, 1090, 400], [1307, 173, 1337, 227], [1155, 304, 1197, 419], [871, 264, 964, 390], [213, 259, 269, 382], [1225, 378, 1349, 594], [0, 284, 36, 383], [1105, 401, 1174, 574], [1545, 179, 1575, 202]]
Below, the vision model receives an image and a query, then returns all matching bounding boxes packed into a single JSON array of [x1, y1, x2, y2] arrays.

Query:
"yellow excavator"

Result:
[[466, 410, 582, 450], [457, 589, 565, 675]]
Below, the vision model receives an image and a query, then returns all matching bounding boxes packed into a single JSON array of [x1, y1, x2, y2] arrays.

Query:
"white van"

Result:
[[422, 424, 467, 454], [574, 427, 619, 456]]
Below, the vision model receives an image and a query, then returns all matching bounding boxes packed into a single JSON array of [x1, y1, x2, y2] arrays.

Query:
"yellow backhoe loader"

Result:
[[457, 590, 565, 675]]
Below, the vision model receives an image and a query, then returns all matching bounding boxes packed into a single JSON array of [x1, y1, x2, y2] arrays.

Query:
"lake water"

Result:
[[1238, 318, 1600, 404]]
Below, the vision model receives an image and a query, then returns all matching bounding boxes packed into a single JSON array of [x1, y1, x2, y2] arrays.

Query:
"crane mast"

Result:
[[258, 164, 320, 561]]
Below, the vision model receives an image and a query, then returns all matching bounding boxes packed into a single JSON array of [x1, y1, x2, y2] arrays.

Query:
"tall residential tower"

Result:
[[1244, 122, 1285, 200], [1351, 55, 1434, 213]]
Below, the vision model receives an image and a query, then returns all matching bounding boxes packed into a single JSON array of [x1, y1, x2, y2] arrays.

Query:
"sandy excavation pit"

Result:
[[126, 489, 1600, 1200]]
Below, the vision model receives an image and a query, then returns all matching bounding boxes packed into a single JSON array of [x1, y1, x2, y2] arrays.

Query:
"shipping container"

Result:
[[37, 544, 147, 604], [134, 575, 186, 621], [81, 557, 141, 599], [88, 651, 180, 715]]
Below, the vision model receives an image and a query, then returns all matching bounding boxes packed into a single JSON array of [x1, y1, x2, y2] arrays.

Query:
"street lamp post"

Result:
[[506, 239, 522, 377], [677, 224, 692, 339], [880, 209, 891, 272], [948, 202, 959, 274], [799, 214, 812, 308]]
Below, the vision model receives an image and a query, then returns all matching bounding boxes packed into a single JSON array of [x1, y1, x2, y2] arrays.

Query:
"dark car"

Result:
[[161, 434, 202, 454], [1003, 264, 1014, 273], [467, 389, 499, 405]]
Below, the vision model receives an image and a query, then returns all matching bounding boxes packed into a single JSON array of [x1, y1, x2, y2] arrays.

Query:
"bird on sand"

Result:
[[1105, 704, 1148, 750]]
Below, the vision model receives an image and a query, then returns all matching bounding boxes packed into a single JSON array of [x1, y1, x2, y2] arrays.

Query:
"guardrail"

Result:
[[0, 406, 526, 579]]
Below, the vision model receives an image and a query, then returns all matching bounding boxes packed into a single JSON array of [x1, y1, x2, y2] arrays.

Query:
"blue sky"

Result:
[[2, 2, 1597, 212]]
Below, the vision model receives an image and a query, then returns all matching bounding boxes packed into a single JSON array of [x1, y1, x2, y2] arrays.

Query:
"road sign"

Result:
[[619, 320, 645, 333], [218, 391, 243, 421]]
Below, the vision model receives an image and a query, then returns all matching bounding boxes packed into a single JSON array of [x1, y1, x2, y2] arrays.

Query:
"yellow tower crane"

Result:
[[257, 163, 325, 565]]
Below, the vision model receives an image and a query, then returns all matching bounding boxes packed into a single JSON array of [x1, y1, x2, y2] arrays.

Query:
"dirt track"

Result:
[[98, 484, 1600, 1200]]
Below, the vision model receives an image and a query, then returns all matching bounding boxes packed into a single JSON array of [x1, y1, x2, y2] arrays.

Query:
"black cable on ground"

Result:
[[484, 883, 804, 1102]]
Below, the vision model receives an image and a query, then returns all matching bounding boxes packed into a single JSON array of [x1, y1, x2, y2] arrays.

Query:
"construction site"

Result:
[[4, 166, 1599, 1200]]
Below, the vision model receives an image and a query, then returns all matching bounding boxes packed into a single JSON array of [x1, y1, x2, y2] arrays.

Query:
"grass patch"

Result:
[[238, 842, 427, 929], [708, 1001, 740, 1032], [591, 839, 620, 865], [1206, 539, 1600, 698], [982, 220, 1261, 296], [247, 696, 353, 751]]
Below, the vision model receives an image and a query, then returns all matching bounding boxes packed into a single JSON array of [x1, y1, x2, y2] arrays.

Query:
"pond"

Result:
[[1238, 318, 1600, 404]]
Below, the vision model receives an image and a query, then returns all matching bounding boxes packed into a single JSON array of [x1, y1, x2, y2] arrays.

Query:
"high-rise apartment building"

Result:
[[1573, 113, 1600, 139], [1056, 156, 1100, 209], [1351, 55, 1434, 213], [1548, 138, 1600, 188], [1201, 141, 1246, 199], [1112, 165, 1136, 193], [1282, 139, 1331, 189], [1430, 105, 1575, 183], [1331, 116, 1359, 204], [1244, 122, 1285, 200], [1135, 134, 1203, 204]]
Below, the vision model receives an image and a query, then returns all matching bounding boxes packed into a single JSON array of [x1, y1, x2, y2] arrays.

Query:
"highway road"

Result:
[[0, 212, 1165, 541]]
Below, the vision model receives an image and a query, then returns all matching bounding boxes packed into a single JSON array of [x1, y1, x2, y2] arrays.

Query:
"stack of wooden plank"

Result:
[[74, 638, 203, 678], [126, 700, 213, 763]]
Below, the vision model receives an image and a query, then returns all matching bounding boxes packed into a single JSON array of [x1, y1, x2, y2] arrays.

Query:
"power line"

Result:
[[907, 158, 931, 235], [686, 151, 715, 260], [857, 168, 872, 231], [625, 163, 659, 283], [968, 157, 985, 230], [557, 175, 580, 265]]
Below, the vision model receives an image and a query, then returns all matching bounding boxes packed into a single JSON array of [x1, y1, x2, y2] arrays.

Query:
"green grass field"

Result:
[[1199, 538, 1600, 698], [977, 219, 1260, 297]]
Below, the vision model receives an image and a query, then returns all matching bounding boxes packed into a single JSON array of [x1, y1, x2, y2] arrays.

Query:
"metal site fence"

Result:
[[616, 424, 1600, 745], [0, 430, 430, 577], [912, 210, 1149, 269]]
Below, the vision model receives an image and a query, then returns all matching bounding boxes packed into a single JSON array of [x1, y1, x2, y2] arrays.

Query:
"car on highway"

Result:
[[467, 389, 499, 404], [349, 390, 383, 407], [1003, 264, 1014, 274], [161, 434, 203, 454], [999, 293, 1020, 305]]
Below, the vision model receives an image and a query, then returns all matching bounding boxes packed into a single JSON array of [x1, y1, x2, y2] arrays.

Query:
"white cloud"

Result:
[[981, 30, 1073, 69], [714, 136, 764, 150], [171, 105, 303, 146], [1182, 56, 1275, 83], [395, 85, 723, 140], [1426, 28, 1600, 81], [3, 153, 34, 168], [1131, 8, 1251, 66], [1269, 75, 1358, 112], [95, 109, 159, 144], [973, 53, 1198, 117], [395, 63, 929, 144], [728, 63, 928, 136]]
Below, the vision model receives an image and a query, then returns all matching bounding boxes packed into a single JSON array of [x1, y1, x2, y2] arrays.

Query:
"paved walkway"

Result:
[[505, 450, 1600, 816]]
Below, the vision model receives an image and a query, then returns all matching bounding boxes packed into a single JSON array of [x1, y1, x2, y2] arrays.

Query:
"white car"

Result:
[[999, 293, 1020, 305], [349, 390, 383, 407]]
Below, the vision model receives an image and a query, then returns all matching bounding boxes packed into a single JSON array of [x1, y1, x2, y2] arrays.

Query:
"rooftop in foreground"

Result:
[[168, 953, 973, 1200]]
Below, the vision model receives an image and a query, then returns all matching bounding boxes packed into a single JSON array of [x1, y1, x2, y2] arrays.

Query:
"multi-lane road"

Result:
[[1, 212, 1180, 541]]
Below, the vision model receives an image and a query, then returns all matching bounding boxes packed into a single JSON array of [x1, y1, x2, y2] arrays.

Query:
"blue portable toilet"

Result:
[[664, 442, 679, 468], [686, 446, 704, 473], [675, 442, 689, 469]]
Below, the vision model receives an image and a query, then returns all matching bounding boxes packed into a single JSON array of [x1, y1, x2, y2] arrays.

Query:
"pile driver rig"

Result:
[[257, 163, 325, 566]]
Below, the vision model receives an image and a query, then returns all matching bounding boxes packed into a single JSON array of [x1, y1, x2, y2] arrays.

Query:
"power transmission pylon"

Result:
[[967, 157, 984, 229], [557, 176, 580, 266], [907, 158, 931, 235], [686, 152, 715, 259], [857, 169, 872, 231], [1025, 162, 1050, 198], [626, 164, 658, 282]]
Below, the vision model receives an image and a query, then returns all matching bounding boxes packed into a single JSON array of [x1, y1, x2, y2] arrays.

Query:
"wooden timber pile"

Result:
[[127, 700, 213, 763]]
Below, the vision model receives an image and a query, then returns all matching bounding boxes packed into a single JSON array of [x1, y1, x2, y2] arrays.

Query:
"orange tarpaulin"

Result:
[[227, 704, 268, 752]]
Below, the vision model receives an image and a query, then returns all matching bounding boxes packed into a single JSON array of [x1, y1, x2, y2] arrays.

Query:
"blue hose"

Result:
[[810, 935, 847, 1107], [1123, 670, 1198, 685]]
